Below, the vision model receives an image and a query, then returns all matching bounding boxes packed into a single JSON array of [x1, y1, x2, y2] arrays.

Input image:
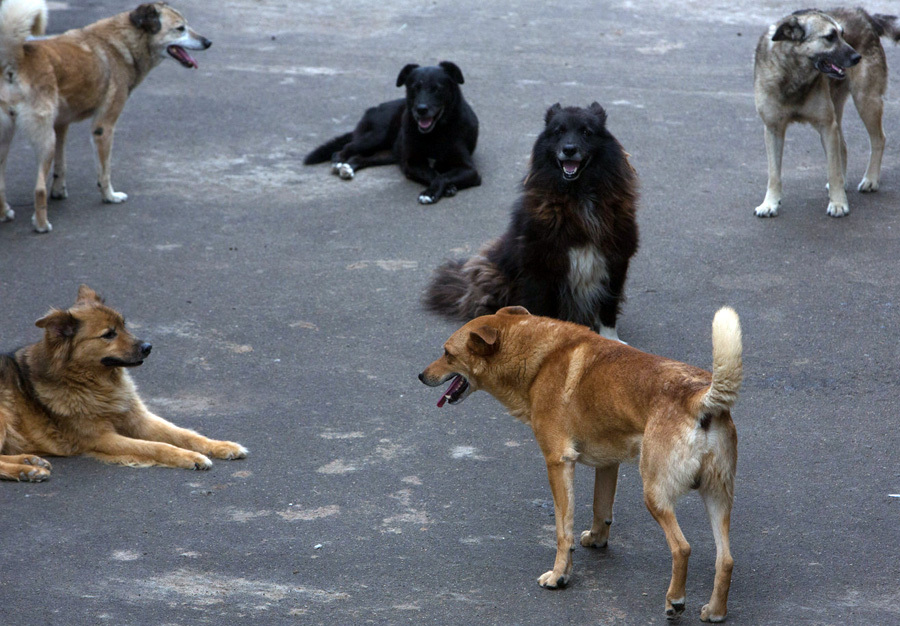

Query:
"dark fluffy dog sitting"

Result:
[[424, 102, 638, 341], [304, 61, 480, 205]]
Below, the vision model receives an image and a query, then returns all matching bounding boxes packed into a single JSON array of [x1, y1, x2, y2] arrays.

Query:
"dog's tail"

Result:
[[0, 0, 47, 64], [871, 14, 900, 43], [303, 132, 353, 165], [700, 307, 743, 415], [423, 246, 512, 321]]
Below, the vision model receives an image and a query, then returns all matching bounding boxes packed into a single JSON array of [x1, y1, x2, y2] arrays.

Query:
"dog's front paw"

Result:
[[0, 204, 13, 222], [826, 201, 849, 218], [418, 193, 437, 205], [537, 569, 569, 589], [335, 163, 354, 180], [190, 453, 213, 470], [209, 441, 249, 460], [102, 191, 128, 204], [443, 184, 458, 198], [31, 214, 52, 233], [754, 200, 780, 217], [50, 185, 68, 200], [666, 598, 686, 620], [700, 603, 726, 622], [579, 529, 608, 548], [858, 177, 879, 193]]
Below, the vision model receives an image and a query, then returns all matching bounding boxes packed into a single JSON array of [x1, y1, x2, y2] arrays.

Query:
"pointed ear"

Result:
[[438, 61, 464, 84], [76, 284, 103, 306], [497, 306, 530, 316], [544, 103, 562, 125], [772, 16, 804, 42], [129, 3, 161, 34], [396, 63, 420, 87], [467, 325, 499, 356], [589, 101, 608, 125], [35, 309, 79, 340]]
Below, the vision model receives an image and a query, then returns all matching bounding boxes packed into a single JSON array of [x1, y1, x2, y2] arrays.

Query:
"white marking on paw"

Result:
[[827, 201, 850, 217], [337, 163, 354, 180], [858, 177, 879, 192], [418, 194, 435, 204]]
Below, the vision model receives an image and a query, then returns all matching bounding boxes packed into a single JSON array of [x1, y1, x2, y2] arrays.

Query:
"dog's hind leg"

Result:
[[853, 91, 886, 193], [699, 488, 734, 623], [0, 115, 15, 222], [580, 463, 618, 548], [50, 123, 69, 200], [644, 493, 691, 620], [91, 97, 128, 204], [29, 118, 55, 233], [538, 455, 577, 589], [755, 123, 786, 217], [0, 454, 52, 481]]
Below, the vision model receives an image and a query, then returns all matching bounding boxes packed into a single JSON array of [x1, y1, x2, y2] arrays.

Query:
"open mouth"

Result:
[[558, 158, 586, 180], [815, 58, 847, 79], [167, 45, 198, 69], [414, 108, 442, 134], [100, 357, 144, 368], [436, 374, 470, 407]]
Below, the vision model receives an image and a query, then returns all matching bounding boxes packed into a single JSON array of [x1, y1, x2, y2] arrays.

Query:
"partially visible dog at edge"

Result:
[[304, 61, 480, 205], [419, 306, 743, 622], [754, 8, 900, 218], [424, 102, 638, 342], [0, 0, 211, 233], [0, 285, 247, 482]]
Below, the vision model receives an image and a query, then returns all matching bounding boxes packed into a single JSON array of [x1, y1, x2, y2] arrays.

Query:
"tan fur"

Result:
[[420, 306, 743, 622], [754, 8, 898, 218], [0, 285, 247, 482], [0, 0, 210, 232]]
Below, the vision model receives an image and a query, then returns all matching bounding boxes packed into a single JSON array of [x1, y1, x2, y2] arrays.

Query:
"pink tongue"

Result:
[[418, 117, 434, 130], [169, 45, 198, 69], [437, 375, 464, 407], [563, 161, 579, 175]]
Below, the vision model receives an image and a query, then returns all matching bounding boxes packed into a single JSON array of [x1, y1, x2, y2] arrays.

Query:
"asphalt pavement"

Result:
[[1, 1, 898, 624]]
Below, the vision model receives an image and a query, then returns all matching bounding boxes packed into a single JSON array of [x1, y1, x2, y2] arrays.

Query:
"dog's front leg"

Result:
[[755, 123, 786, 217], [92, 103, 128, 204], [538, 457, 576, 589], [0, 115, 15, 223], [819, 120, 850, 217], [128, 405, 248, 460], [580, 463, 619, 548], [88, 430, 213, 470]]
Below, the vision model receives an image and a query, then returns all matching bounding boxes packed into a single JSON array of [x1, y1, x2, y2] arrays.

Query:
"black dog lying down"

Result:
[[304, 61, 480, 205]]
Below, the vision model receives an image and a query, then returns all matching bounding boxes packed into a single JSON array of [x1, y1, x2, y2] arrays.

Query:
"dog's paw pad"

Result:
[[418, 194, 436, 205], [858, 178, 879, 193], [23, 456, 52, 469], [102, 191, 128, 204], [19, 467, 50, 482], [537, 570, 568, 589], [336, 163, 354, 180], [700, 604, 726, 623], [826, 202, 849, 218]]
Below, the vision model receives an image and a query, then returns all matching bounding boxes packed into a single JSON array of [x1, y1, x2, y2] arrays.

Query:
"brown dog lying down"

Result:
[[0, 285, 247, 481], [419, 306, 742, 622]]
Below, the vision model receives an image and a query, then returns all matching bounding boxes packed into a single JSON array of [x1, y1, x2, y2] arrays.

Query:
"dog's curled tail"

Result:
[[423, 249, 510, 321], [701, 307, 742, 415], [0, 0, 47, 63], [303, 132, 353, 165], [872, 14, 900, 43]]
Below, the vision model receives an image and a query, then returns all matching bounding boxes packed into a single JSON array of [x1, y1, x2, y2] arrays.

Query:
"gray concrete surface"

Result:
[[1, 0, 899, 623]]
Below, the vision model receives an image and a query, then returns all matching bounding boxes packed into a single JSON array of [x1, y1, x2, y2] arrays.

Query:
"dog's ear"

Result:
[[396, 64, 420, 87], [467, 325, 499, 356], [438, 61, 464, 84], [497, 306, 530, 316], [772, 16, 804, 42], [589, 101, 608, 126], [129, 3, 162, 34], [75, 284, 104, 306], [545, 103, 562, 125], [35, 309, 80, 340]]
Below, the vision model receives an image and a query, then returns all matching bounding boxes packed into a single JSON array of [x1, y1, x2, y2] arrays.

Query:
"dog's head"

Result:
[[419, 306, 531, 407], [770, 10, 861, 79], [129, 3, 211, 69], [532, 102, 611, 183], [35, 285, 152, 371], [396, 61, 465, 134]]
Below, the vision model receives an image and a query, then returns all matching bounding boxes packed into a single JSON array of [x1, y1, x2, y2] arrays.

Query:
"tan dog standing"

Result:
[[0, 0, 211, 232], [420, 306, 742, 622], [0, 285, 247, 481]]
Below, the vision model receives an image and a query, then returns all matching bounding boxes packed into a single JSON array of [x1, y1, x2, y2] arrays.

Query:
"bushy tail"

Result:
[[423, 246, 512, 321], [303, 132, 353, 165], [701, 307, 743, 414], [0, 0, 48, 65], [871, 14, 900, 43]]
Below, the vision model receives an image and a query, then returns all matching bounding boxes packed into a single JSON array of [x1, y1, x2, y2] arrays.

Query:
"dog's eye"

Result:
[[582, 128, 593, 138], [177, 25, 186, 32], [824, 31, 836, 42], [101, 329, 118, 340], [443, 348, 452, 359]]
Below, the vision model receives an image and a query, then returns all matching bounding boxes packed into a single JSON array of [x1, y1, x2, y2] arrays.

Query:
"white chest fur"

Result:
[[567, 245, 608, 300]]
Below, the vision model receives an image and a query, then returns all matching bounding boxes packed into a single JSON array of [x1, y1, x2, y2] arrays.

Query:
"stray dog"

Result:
[[304, 61, 480, 205], [424, 103, 638, 341], [0, 285, 247, 481], [419, 306, 742, 622], [0, 0, 211, 233], [754, 9, 900, 218]]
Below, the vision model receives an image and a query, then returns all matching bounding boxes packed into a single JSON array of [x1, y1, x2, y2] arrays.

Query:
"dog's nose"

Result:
[[562, 144, 578, 157], [139, 342, 152, 357], [416, 104, 429, 116], [418, 373, 425, 382], [201, 37, 212, 49]]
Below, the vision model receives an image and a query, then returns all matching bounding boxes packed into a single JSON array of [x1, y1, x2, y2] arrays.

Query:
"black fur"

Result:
[[424, 103, 639, 335], [304, 61, 480, 204]]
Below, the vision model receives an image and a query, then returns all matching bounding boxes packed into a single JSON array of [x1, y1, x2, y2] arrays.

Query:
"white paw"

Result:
[[579, 529, 608, 548], [0, 205, 13, 222], [336, 163, 354, 180], [537, 570, 569, 589], [754, 201, 780, 217], [418, 193, 436, 205], [826, 201, 849, 217], [31, 214, 52, 233], [102, 191, 128, 204], [50, 186, 68, 200], [193, 455, 213, 470], [858, 177, 879, 193]]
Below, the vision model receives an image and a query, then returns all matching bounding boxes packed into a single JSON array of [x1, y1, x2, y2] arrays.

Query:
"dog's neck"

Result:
[[83, 14, 160, 91]]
